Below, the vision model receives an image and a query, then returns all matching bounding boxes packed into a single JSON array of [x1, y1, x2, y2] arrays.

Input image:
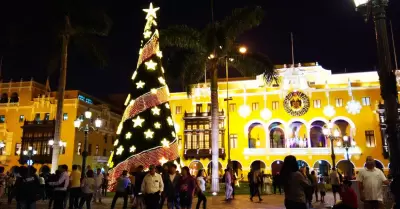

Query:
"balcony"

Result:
[[243, 147, 331, 156], [183, 110, 225, 119], [184, 148, 226, 159], [92, 156, 109, 163], [23, 120, 55, 126]]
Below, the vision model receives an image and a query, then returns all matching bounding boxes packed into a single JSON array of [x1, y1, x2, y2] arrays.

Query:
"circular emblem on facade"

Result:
[[283, 91, 310, 116]]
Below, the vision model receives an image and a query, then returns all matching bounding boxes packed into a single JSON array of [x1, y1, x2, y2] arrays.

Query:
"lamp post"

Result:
[[224, 46, 247, 168], [74, 110, 102, 179], [48, 140, 67, 157], [336, 136, 357, 179], [352, 0, 400, 204], [22, 146, 37, 176], [323, 124, 341, 169]]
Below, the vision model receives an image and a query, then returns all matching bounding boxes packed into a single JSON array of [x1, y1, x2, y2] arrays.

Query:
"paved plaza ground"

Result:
[[1, 192, 336, 209]]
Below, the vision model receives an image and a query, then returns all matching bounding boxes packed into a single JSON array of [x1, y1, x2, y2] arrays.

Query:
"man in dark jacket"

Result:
[[162, 164, 181, 209], [15, 166, 41, 209]]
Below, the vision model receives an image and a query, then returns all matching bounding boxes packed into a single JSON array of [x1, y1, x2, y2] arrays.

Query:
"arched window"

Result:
[[0, 93, 8, 103], [10, 92, 19, 103]]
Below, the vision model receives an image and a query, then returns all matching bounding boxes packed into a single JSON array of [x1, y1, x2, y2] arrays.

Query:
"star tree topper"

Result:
[[143, 3, 160, 20]]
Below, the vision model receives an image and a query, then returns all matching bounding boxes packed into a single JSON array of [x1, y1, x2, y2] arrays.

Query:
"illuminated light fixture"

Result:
[[27, 159, 34, 166], [336, 141, 342, 147], [159, 157, 168, 165], [125, 132, 132, 139], [113, 139, 119, 146], [84, 110, 92, 119], [48, 140, 54, 146], [28, 146, 33, 151], [33, 150, 37, 155], [130, 145, 136, 153], [154, 122, 161, 129], [353, 0, 368, 7], [256, 140, 260, 146], [143, 30, 152, 38], [151, 106, 161, 115], [116, 146, 124, 155], [145, 60, 157, 71], [161, 138, 170, 147], [116, 123, 123, 134], [0, 141, 5, 148], [144, 129, 155, 139], [351, 140, 356, 146], [131, 71, 138, 80], [323, 105, 336, 117], [132, 116, 145, 128], [156, 51, 163, 58], [23, 150, 28, 155], [239, 105, 251, 118], [124, 94, 131, 106], [161, 67, 165, 73], [151, 88, 157, 94], [260, 108, 272, 120], [171, 131, 176, 137], [239, 46, 247, 54], [208, 54, 215, 59], [346, 100, 362, 115], [136, 80, 145, 89], [143, 3, 160, 20], [94, 118, 102, 128], [167, 117, 174, 126], [158, 77, 166, 85]]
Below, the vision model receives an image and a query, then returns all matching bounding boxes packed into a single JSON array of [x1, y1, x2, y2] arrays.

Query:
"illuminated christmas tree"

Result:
[[108, 2, 179, 189]]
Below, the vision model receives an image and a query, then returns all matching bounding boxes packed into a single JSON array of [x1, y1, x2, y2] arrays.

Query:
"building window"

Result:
[[104, 134, 108, 143], [103, 149, 107, 156], [362, 97, 371, 106], [63, 113, 68, 121], [207, 103, 211, 112], [0, 115, 5, 123], [230, 134, 238, 148], [19, 115, 25, 122], [196, 104, 202, 112], [365, 130, 376, 147], [44, 113, 50, 120], [272, 101, 279, 110], [0, 142, 5, 155], [15, 143, 21, 155], [175, 106, 182, 114], [335, 98, 343, 107], [313, 100, 321, 108], [34, 113, 40, 121], [252, 103, 259, 111], [77, 142, 82, 155], [95, 145, 99, 156], [229, 103, 236, 112], [88, 144, 92, 156]]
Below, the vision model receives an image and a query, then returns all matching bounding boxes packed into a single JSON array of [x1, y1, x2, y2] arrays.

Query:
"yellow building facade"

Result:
[[169, 63, 390, 177], [0, 79, 121, 172]]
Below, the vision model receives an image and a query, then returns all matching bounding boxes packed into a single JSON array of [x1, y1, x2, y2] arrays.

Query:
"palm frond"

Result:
[[160, 25, 205, 52], [72, 36, 109, 69], [73, 13, 113, 37], [180, 52, 208, 95], [225, 51, 277, 83], [221, 6, 264, 42]]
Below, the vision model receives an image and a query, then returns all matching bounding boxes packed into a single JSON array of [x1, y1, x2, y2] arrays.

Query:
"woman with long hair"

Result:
[[280, 155, 311, 209], [79, 169, 96, 209], [196, 169, 207, 209], [179, 166, 196, 209]]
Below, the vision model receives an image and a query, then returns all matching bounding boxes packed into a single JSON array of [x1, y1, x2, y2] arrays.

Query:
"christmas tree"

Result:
[[108, 2, 179, 190]]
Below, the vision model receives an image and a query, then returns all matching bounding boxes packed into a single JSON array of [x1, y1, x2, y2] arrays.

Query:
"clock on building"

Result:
[[283, 91, 310, 116]]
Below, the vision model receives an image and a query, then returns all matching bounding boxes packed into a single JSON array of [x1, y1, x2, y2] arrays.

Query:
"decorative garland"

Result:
[[137, 31, 159, 68]]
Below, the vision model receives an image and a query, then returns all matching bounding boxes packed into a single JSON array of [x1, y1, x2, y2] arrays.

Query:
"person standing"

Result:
[[101, 173, 108, 197], [310, 171, 318, 202], [250, 170, 262, 202], [141, 165, 164, 209], [79, 170, 96, 209], [248, 169, 255, 199], [14, 166, 41, 209], [69, 165, 81, 209], [224, 168, 233, 201], [357, 156, 390, 209], [178, 167, 195, 209], [337, 179, 358, 209], [280, 155, 311, 209], [111, 170, 131, 209], [318, 177, 326, 203], [159, 164, 169, 209], [329, 168, 341, 204], [49, 165, 69, 209], [273, 172, 282, 195], [196, 169, 207, 209], [163, 164, 181, 209], [93, 168, 103, 203]]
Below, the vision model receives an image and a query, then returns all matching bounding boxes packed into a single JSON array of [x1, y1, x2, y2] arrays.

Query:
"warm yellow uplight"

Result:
[[239, 46, 247, 54]]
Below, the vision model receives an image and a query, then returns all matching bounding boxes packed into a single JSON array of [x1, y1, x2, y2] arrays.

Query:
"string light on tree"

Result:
[[151, 106, 161, 115], [165, 103, 170, 109], [131, 71, 138, 80], [143, 3, 160, 20], [161, 138, 170, 147], [156, 51, 163, 58], [144, 129, 155, 139], [171, 132, 176, 138], [143, 30, 152, 39], [154, 122, 161, 129], [132, 116, 145, 128], [151, 88, 157, 94], [167, 117, 173, 126], [159, 157, 168, 165], [158, 77, 166, 85], [136, 81, 145, 89], [130, 145, 136, 153], [125, 132, 132, 139], [116, 146, 124, 155], [145, 60, 157, 71], [114, 139, 119, 146]]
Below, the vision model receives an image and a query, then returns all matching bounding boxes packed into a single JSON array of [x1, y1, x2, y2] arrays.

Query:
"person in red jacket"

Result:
[[338, 179, 358, 209]]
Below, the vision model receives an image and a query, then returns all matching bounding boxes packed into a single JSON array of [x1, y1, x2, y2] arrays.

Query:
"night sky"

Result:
[[0, 0, 399, 99]]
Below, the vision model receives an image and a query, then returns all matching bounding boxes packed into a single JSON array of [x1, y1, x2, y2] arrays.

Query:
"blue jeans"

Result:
[[167, 196, 180, 209]]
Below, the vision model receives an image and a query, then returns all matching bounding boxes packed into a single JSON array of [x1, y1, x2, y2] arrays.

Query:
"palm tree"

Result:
[[161, 6, 276, 193], [43, 2, 112, 172]]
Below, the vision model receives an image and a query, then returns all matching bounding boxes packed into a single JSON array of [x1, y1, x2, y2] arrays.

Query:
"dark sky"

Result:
[[0, 0, 399, 99]]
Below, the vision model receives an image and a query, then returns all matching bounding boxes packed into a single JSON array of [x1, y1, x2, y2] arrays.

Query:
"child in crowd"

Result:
[[318, 177, 326, 203]]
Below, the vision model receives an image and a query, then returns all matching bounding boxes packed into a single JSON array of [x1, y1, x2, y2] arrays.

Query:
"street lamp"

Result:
[[22, 146, 37, 175], [74, 110, 102, 178], [48, 140, 67, 155], [323, 124, 342, 169], [225, 45, 248, 167], [352, 0, 400, 203], [336, 135, 357, 179]]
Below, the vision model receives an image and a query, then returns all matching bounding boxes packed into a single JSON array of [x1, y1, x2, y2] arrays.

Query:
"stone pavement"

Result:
[[1, 192, 336, 209]]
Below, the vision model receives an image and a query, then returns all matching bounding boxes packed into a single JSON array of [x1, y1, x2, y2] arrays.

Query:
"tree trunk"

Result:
[[51, 16, 70, 173], [210, 65, 220, 194]]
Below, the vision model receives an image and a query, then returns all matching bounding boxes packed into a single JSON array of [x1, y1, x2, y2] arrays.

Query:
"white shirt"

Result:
[[50, 171, 69, 191], [141, 173, 163, 194], [169, 173, 176, 183], [197, 177, 206, 192], [329, 171, 340, 185], [95, 173, 104, 187], [81, 178, 96, 194], [357, 168, 387, 201]]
